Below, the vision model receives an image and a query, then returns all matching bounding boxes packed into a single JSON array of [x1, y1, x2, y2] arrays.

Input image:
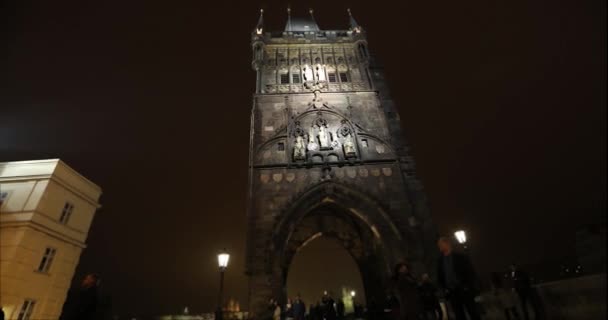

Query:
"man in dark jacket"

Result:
[[60, 273, 101, 320], [437, 237, 481, 320], [419, 273, 443, 320], [510, 264, 542, 320], [293, 296, 306, 320]]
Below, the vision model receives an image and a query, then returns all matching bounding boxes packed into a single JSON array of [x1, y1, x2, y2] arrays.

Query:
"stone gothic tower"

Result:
[[246, 8, 437, 316]]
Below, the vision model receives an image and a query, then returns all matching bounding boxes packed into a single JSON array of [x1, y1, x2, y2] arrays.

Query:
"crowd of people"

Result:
[[57, 237, 544, 320], [268, 236, 544, 320]]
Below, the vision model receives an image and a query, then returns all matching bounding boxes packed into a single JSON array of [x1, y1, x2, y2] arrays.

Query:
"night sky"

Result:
[[1, 0, 606, 317]]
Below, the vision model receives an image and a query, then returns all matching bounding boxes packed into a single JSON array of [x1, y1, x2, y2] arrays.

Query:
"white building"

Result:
[[0, 159, 102, 320]]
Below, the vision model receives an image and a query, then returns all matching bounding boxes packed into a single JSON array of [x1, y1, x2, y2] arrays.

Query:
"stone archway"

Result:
[[247, 180, 424, 317]]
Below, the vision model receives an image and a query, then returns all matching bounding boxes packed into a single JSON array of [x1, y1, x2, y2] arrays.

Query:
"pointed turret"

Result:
[[348, 8, 362, 33], [285, 6, 292, 31], [255, 8, 264, 34]]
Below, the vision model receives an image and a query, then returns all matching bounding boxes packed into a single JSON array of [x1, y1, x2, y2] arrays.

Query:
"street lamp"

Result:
[[350, 290, 356, 298], [217, 249, 230, 320], [454, 230, 468, 251]]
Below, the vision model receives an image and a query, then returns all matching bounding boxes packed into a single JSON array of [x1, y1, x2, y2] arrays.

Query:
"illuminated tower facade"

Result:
[[246, 9, 436, 316]]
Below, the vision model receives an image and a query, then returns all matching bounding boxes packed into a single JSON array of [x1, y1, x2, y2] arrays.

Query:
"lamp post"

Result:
[[217, 249, 230, 320], [454, 230, 468, 252]]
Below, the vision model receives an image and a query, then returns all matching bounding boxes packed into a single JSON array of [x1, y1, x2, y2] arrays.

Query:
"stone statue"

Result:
[[303, 65, 313, 82], [318, 126, 330, 149], [307, 128, 319, 151], [294, 135, 306, 160], [344, 134, 356, 156]]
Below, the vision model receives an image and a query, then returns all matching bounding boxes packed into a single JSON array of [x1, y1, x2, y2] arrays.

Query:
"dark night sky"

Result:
[[1, 0, 606, 316]]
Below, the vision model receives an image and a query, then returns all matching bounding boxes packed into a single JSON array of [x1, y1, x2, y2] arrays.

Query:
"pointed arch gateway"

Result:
[[271, 181, 410, 301]]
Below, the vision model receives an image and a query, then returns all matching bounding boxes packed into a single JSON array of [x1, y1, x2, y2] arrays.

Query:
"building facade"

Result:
[[246, 9, 437, 316], [0, 159, 102, 320]]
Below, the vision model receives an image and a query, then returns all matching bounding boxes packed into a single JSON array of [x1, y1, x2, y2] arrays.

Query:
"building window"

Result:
[[278, 143, 285, 151], [280, 73, 290, 84], [0, 191, 8, 206], [17, 299, 36, 320], [328, 72, 337, 83], [361, 139, 368, 147], [59, 202, 74, 224], [339, 72, 349, 82], [292, 74, 301, 84], [37, 247, 56, 273]]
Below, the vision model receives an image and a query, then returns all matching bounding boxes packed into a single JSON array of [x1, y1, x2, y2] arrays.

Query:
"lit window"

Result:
[[339, 72, 349, 82], [292, 74, 301, 84], [37, 247, 56, 273], [278, 143, 285, 151], [328, 73, 337, 83], [17, 299, 36, 320], [0, 191, 8, 206], [361, 139, 368, 147], [59, 202, 74, 224], [280, 73, 290, 84]]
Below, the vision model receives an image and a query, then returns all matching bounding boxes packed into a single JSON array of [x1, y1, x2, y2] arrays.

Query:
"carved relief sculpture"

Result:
[[318, 126, 331, 149], [343, 134, 356, 158], [307, 127, 319, 151], [293, 135, 306, 160]]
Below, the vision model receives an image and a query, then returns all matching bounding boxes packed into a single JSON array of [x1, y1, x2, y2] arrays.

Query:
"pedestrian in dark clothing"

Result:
[[436, 237, 482, 320], [322, 294, 336, 320], [391, 262, 423, 320], [509, 265, 542, 320], [336, 300, 345, 319], [60, 273, 101, 320], [491, 272, 520, 320], [293, 296, 306, 320], [382, 291, 401, 320], [419, 273, 443, 320]]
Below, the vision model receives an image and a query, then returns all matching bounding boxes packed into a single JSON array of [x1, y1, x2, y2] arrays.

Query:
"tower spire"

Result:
[[348, 8, 362, 33], [309, 8, 317, 26], [285, 6, 292, 31], [255, 9, 264, 34]]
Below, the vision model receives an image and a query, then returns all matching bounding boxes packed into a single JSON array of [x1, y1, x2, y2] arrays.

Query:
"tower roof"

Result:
[[285, 8, 320, 32]]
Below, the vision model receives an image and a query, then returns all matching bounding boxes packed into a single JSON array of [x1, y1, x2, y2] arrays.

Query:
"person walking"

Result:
[[322, 293, 336, 320], [336, 299, 345, 319], [509, 265, 542, 320], [60, 273, 101, 320], [285, 299, 294, 320], [491, 272, 520, 320], [273, 300, 282, 320], [436, 237, 482, 320], [392, 262, 423, 320], [293, 296, 306, 320], [419, 273, 443, 320]]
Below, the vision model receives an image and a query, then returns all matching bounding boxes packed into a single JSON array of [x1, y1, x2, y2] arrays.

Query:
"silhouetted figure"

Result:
[[491, 272, 520, 320], [273, 300, 282, 320], [293, 296, 306, 320], [436, 237, 481, 320], [285, 299, 294, 320], [509, 265, 542, 320], [382, 292, 400, 320], [1, 306, 5, 320], [336, 300, 345, 319], [354, 303, 364, 319], [322, 293, 336, 320], [60, 273, 102, 320], [391, 262, 423, 320], [419, 273, 443, 320]]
